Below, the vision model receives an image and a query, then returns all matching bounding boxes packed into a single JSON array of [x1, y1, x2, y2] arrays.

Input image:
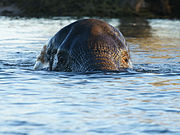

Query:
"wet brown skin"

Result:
[[34, 19, 132, 72]]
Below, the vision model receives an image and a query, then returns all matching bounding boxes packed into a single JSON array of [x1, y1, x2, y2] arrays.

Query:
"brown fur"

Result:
[[37, 45, 47, 63]]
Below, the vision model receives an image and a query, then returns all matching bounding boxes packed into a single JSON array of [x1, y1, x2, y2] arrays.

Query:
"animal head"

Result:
[[34, 19, 132, 72]]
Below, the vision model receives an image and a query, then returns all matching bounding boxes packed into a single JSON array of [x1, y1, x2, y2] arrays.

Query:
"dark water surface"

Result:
[[0, 17, 180, 135]]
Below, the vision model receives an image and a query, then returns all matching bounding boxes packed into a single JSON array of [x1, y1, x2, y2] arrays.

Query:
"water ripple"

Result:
[[0, 17, 180, 135]]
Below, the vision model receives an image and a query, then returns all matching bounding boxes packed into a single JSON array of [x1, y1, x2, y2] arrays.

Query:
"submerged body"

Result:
[[34, 19, 132, 72]]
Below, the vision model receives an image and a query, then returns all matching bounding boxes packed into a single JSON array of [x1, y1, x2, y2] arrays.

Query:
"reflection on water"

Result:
[[119, 18, 152, 38], [0, 16, 180, 135]]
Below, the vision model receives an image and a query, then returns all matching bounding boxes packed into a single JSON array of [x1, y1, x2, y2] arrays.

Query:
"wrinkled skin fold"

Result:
[[34, 19, 132, 72]]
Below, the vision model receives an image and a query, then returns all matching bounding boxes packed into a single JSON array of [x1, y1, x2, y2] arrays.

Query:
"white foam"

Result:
[[34, 60, 49, 70]]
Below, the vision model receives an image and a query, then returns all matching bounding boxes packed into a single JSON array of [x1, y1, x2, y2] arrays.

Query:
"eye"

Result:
[[124, 58, 128, 63], [59, 57, 66, 64]]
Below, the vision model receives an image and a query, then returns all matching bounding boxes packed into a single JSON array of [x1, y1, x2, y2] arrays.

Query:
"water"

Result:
[[0, 16, 180, 135]]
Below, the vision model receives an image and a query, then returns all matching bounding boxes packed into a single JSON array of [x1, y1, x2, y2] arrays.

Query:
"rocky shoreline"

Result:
[[0, 0, 179, 18]]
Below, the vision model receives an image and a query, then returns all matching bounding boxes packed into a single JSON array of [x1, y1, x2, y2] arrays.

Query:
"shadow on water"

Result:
[[118, 18, 152, 38]]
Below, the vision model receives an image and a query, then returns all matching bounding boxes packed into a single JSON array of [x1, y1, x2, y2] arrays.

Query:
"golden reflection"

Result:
[[149, 81, 169, 87], [150, 79, 180, 87], [141, 100, 151, 103], [124, 97, 136, 101], [149, 55, 172, 59], [127, 37, 180, 52]]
